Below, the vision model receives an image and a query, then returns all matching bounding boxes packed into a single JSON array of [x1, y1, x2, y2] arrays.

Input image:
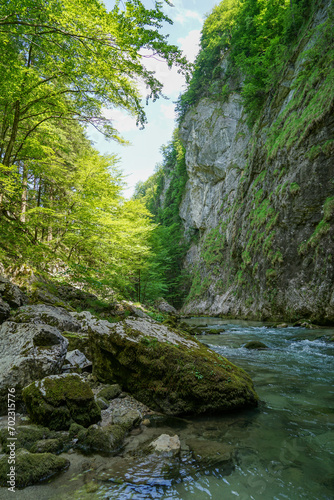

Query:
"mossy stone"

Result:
[[0, 425, 57, 453], [0, 449, 70, 488], [22, 374, 101, 431], [30, 438, 64, 454], [89, 317, 259, 416], [76, 424, 126, 454], [97, 384, 122, 401]]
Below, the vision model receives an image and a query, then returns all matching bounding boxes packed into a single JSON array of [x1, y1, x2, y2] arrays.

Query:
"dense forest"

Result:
[[0, 0, 187, 300]]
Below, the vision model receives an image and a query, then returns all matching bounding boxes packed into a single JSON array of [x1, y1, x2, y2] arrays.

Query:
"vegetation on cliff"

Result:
[[176, 0, 319, 124]]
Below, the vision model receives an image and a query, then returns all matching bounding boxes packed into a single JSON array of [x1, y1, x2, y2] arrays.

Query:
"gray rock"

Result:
[[150, 434, 181, 456], [70, 310, 113, 335], [12, 304, 81, 332], [65, 349, 91, 370], [0, 297, 10, 322], [112, 408, 142, 430], [0, 275, 27, 308], [0, 321, 68, 414], [155, 297, 177, 314]]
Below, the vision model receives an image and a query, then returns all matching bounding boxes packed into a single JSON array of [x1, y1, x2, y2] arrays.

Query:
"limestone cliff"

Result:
[[177, 3, 334, 323]]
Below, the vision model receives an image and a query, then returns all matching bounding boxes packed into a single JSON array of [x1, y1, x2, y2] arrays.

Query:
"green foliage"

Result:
[[176, 0, 316, 124], [266, 3, 334, 157], [299, 196, 334, 254], [0, 0, 189, 299], [133, 131, 190, 307]]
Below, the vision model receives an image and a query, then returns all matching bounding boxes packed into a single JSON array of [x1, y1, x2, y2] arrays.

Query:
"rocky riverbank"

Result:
[[0, 272, 258, 490]]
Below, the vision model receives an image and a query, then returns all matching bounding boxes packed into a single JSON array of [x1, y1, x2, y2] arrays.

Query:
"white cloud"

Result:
[[175, 9, 203, 25], [160, 103, 176, 120], [178, 29, 201, 63], [103, 108, 137, 132], [140, 49, 187, 96]]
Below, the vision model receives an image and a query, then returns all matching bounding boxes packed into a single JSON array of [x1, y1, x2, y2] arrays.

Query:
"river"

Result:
[[10, 319, 334, 500]]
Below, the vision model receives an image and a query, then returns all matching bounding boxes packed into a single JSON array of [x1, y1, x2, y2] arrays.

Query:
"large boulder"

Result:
[[22, 373, 101, 430], [0, 275, 27, 309], [0, 449, 69, 488], [0, 322, 68, 413], [89, 317, 258, 415], [154, 297, 178, 314], [11, 304, 81, 332]]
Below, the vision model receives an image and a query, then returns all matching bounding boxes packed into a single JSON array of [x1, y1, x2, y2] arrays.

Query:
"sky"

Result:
[[89, 0, 220, 197]]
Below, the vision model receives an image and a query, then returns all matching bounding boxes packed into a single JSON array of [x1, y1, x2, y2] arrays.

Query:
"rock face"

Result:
[[177, 8, 334, 324], [0, 275, 27, 309], [12, 304, 81, 331], [89, 317, 258, 415], [155, 297, 178, 314], [22, 373, 101, 430], [0, 322, 68, 413]]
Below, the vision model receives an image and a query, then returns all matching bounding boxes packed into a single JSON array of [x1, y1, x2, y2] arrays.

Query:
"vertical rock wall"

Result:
[[178, 6, 334, 323]]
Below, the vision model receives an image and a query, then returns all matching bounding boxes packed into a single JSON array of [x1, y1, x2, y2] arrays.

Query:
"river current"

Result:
[[10, 319, 334, 500]]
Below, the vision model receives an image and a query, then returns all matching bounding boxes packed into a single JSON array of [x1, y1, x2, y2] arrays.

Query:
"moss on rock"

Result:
[[22, 374, 101, 430], [89, 317, 259, 416], [76, 424, 126, 454], [0, 449, 69, 488]]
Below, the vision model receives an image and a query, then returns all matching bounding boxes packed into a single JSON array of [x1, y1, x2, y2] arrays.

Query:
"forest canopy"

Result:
[[0, 0, 187, 298]]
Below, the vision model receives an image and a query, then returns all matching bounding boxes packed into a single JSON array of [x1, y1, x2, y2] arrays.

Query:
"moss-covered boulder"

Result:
[[89, 317, 259, 415], [22, 374, 101, 430], [0, 425, 59, 453], [0, 275, 27, 309], [75, 423, 126, 454], [97, 384, 122, 400], [0, 449, 69, 488]]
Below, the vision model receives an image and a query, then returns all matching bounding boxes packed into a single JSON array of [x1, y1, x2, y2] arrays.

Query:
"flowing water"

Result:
[[9, 320, 334, 500]]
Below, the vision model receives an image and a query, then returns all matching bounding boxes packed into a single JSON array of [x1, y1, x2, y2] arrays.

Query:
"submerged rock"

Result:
[[149, 434, 181, 457], [0, 449, 69, 488], [0, 321, 68, 414], [22, 373, 101, 430], [244, 341, 269, 350], [89, 317, 258, 415]]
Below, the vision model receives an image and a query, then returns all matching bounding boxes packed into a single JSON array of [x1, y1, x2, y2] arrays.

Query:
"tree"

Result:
[[0, 0, 188, 198]]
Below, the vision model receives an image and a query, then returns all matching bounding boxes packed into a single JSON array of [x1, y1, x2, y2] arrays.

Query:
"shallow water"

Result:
[[6, 319, 334, 499]]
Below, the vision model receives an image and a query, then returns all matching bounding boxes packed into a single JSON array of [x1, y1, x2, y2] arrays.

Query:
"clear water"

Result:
[[8, 319, 334, 500]]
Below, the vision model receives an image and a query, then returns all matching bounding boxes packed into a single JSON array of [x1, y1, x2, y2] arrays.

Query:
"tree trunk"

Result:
[[20, 163, 28, 223]]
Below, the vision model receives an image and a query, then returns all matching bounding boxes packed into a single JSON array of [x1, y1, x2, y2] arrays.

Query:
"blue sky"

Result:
[[90, 0, 220, 197]]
